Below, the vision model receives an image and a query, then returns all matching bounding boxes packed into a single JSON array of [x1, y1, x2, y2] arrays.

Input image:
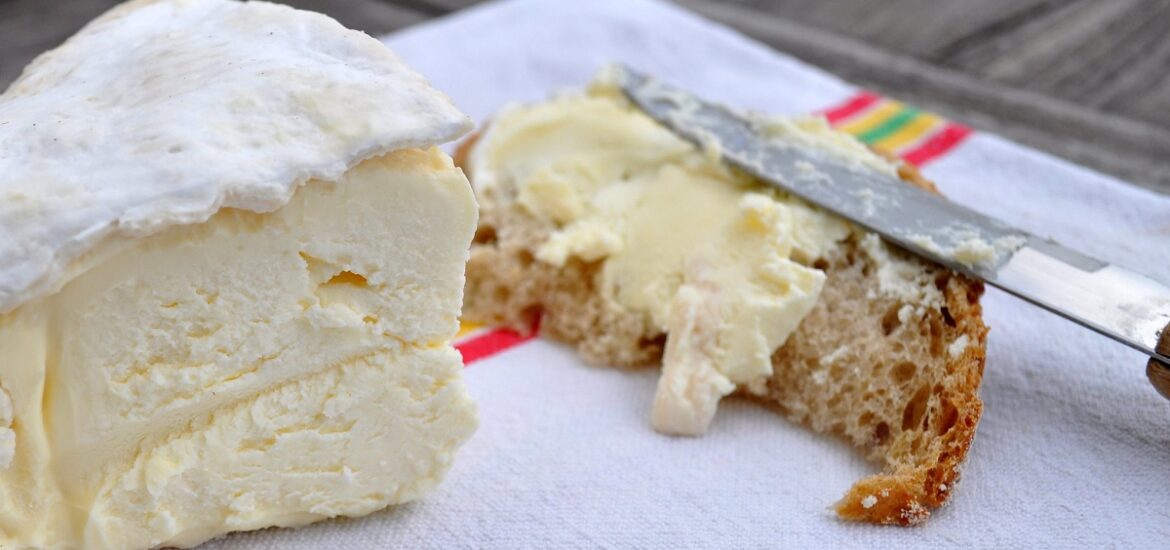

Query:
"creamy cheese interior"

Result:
[[468, 81, 902, 436], [0, 149, 478, 549]]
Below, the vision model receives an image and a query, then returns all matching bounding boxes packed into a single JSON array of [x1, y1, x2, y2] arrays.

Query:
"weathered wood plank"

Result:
[[955, 0, 1167, 104], [728, 0, 1170, 155], [676, 0, 1170, 194], [943, 0, 1140, 80], [714, 0, 1071, 60], [399, 0, 485, 12], [0, 0, 121, 87], [943, 0, 1170, 127], [1122, 69, 1170, 131], [0, 0, 429, 89], [262, 0, 428, 35]]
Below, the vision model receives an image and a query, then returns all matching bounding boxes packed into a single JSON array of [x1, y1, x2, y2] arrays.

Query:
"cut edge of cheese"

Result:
[[0, 0, 472, 314], [0, 147, 480, 549], [0, 0, 483, 546]]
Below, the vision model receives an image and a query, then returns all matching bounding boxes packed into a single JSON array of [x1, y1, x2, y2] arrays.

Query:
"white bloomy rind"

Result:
[[0, 0, 471, 314]]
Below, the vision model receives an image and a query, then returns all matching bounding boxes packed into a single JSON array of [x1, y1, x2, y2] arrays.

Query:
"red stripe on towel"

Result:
[[822, 91, 881, 124], [456, 326, 538, 365], [900, 123, 972, 166]]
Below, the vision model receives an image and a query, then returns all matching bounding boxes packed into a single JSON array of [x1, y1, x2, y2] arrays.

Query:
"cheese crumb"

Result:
[[951, 238, 997, 266], [907, 231, 1027, 269], [855, 187, 887, 218], [858, 234, 942, 306], [861, 495, 878, 509], [756, 115, 901, 177], [792, 160, 831, 185], [900, 501, 930, 524], [948, 334, 971, 359]]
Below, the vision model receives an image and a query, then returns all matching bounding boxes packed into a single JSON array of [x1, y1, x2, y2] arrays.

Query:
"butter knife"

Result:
[[615, 65, 1170, 400]]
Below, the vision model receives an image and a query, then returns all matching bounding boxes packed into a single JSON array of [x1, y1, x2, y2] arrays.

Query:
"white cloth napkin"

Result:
[[210, 0, 1170, 547]]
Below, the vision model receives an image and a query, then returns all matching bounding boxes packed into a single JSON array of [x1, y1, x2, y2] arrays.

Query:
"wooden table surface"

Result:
[[3, 0, 1168, 195]]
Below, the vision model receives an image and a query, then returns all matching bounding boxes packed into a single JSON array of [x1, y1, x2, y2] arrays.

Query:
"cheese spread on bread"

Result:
[[0, 1, 478, 548], [461, 72, 990, 526], [468, 74, 912, 436]]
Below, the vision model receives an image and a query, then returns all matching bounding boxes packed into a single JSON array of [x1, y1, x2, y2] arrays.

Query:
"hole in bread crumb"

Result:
[[934, 272, 950, 291], [874, 422, 890, 445], [881, 306, 902, 336], [941, 306, 956, 327], [493, 286, 511, 302], [473, 225, 498, 245], [638, 333, 668, 352], [516, 249, 535, 266], [928, 320, 945, 357], [519, 305, 543, 331], [902, 385, 931, 431], [937, 399, 959, 435], [890, 361, 917, 384], [858, 411, 875, 427], [812, 258, 829, 270]]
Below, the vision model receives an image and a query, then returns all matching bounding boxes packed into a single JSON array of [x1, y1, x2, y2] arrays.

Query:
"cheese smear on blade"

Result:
[[468, 78, 906, 436], [0, 0, 479, 548]]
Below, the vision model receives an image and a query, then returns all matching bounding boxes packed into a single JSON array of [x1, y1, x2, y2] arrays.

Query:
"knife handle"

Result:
[[1146, 322, 1170, 401]]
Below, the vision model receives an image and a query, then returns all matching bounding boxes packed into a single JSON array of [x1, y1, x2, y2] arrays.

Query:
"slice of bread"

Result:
[[456, 112, 987, 525]]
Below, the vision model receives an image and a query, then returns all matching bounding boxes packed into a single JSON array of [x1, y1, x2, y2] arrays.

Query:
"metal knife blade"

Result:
[[615, 65, 1170, 386]]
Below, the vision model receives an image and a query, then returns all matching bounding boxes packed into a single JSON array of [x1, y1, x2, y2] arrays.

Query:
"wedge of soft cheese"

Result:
[[0, 1, 477, 548], [468, 76, 900, 436]]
